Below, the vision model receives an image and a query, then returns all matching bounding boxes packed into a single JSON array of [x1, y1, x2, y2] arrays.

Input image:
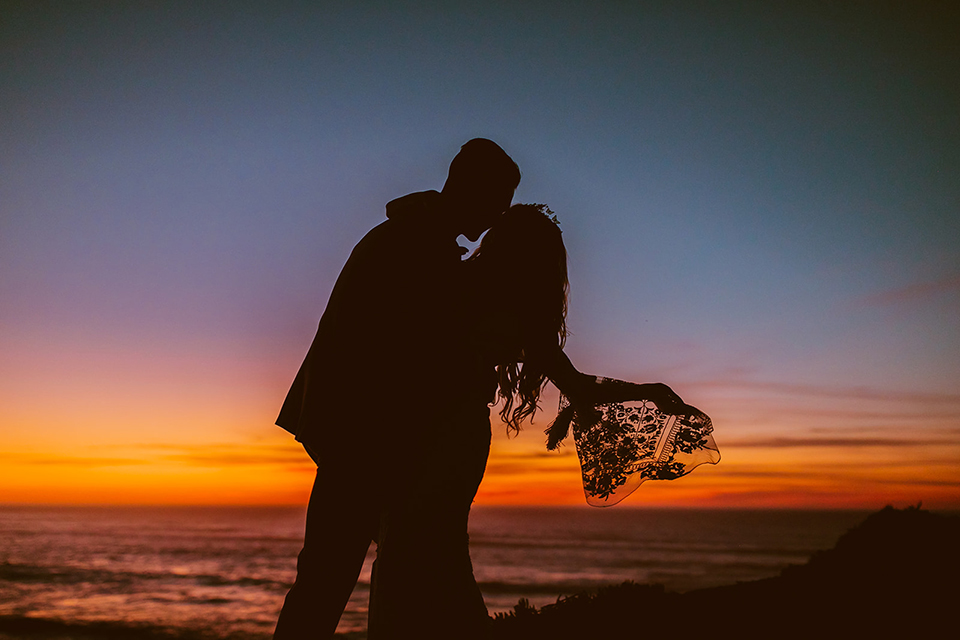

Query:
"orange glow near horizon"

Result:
[[4, 412, 958, 509], [2, 0, 959, 519], [2, 337, 958, 509]]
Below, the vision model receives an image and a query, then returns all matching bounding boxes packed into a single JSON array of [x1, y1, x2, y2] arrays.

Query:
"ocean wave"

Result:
[[0, 613, 269, 640], [0, 562, 290, 593], [469, 536, 814, 559]]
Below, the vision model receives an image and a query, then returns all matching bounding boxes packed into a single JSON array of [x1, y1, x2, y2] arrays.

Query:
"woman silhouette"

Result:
[[467, 204, 687, 431], [366, 204, 689, 638], [472, 206, 718, 510]]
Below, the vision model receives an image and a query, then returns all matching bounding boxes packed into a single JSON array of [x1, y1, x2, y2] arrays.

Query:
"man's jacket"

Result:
[[276, 191, 469, 476]]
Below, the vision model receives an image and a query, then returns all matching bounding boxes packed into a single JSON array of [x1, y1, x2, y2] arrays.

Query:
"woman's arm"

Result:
[[538, 348, 594, 400], [540, 347, 686, 413]]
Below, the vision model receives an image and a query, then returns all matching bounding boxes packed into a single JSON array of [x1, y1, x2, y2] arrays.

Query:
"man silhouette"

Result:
[[273, 139, 520, 639]]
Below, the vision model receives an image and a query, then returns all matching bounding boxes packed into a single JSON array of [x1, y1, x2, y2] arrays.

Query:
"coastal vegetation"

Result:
[[490, 505, 959, 639]]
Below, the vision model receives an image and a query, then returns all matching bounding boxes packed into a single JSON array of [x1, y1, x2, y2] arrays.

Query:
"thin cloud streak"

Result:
[[153, 443, 309, 466], [0, 454, 149, 467], [711, 469, 959, 487], [1, 443, 310, 469], [724, 436, 959, 449], [854, 274, 960, 308], [690, 379, 960, 406]]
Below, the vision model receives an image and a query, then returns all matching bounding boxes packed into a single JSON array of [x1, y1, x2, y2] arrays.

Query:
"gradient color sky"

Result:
[[2, 1, 958, 508]]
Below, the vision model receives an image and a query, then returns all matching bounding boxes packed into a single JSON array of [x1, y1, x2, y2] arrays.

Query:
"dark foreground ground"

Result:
[[490, 505, 960, 639], [1, 506, 956, 639]]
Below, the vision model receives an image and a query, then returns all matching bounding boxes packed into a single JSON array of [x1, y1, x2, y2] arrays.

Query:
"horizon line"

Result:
[[2, 501, 951, 513]]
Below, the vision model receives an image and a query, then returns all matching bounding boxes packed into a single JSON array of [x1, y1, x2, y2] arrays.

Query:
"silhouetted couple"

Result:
[[273, 139, 683, 639]]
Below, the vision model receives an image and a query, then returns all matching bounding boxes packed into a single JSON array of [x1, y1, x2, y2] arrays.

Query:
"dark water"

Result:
[[0, 505, 873, 638]]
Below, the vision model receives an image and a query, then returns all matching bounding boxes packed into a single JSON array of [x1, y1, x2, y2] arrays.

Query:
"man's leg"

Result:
[[274, 465, 377, 639]]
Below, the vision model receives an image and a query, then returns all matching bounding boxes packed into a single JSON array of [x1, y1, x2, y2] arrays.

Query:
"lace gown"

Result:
[[548, 378, 720, 506]]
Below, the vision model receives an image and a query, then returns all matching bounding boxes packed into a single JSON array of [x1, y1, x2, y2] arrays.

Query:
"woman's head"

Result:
[[472, 203, 569, 431], [475, 204, 568, 345]]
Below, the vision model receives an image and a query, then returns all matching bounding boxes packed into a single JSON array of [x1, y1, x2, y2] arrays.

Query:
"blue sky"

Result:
[[2, 1, 958, 506]]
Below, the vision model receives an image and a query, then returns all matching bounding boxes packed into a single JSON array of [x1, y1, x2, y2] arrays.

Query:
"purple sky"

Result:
[[2, 1, 958, 506]]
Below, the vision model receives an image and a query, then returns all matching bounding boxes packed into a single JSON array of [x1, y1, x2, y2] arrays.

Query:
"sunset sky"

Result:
[[2, 1, 958, 509]]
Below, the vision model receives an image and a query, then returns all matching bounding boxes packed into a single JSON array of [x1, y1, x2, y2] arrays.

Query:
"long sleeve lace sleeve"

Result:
[[546, 377, 720, 507]]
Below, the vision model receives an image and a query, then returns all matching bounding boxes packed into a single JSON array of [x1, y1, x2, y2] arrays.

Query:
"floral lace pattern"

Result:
[[564, 393, 720, 507]]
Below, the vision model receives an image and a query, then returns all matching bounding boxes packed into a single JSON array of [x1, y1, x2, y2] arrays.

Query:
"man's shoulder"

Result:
[[351, 216, 414, 263], [356, 217, 396, 245], [357, 191, 441, 241], [354, 190, 454, 258]]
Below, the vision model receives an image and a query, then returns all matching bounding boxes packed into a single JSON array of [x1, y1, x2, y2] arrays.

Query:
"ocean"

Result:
[[0, 505, 873, 639]]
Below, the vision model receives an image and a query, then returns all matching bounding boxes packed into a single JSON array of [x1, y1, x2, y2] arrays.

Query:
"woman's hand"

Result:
[[636, 382, 686, 414]]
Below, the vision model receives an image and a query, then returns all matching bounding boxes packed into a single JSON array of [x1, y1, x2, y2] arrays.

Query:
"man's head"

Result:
[[441, 138, 520, 241]]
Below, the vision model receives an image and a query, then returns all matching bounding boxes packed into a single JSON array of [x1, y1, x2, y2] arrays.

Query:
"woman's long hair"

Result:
[[471, 204, 569, 433]]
